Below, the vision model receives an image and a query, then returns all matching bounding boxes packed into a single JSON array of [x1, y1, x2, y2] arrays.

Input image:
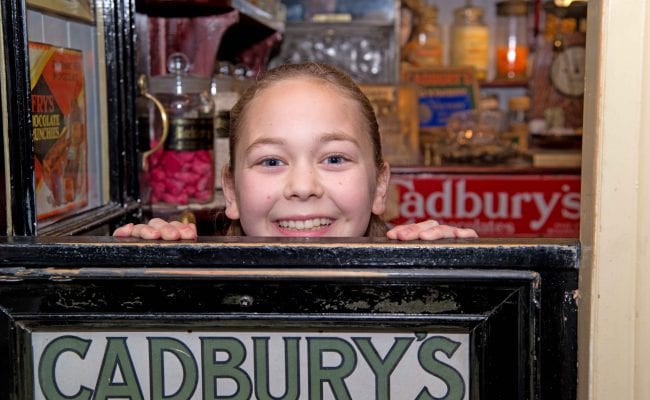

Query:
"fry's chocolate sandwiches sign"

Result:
[[32, 331, 469, 400]]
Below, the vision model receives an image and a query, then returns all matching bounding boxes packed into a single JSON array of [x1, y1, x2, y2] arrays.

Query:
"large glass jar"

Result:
[[403, 1, 443, 67], [495, 0, 530, 80], [450, 1, 489, 80], [139, 53, 215, 205]]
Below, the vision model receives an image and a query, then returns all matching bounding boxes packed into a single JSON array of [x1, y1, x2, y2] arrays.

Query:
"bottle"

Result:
[[403, 1, 443, 67], [495, 1, 530, 80], [143, 53, 215, 205], [507, 95, 530, 151], [450, 0, 489, 80], [211, 62, 240, 190], [233, 63, 254, 93]]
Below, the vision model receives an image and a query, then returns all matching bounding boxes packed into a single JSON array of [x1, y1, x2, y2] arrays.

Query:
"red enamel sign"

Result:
[[389, 174, 580, 237]]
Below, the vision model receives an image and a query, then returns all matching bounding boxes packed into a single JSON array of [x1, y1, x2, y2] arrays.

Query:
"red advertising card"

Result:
[[388, 173, 580, 237], [29, 42, 88, 220]]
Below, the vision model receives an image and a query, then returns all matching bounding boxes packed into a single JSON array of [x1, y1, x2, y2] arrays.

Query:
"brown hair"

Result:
[[225, 62, 387, 237]]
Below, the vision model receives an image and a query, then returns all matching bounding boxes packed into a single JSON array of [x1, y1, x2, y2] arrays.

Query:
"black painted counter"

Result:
[[0, 237, 578, 400]]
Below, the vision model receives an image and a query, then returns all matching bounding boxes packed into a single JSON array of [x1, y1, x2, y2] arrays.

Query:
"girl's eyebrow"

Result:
[[319, 131, 361, 147], [245, 132, 360, 154], [245, 137, 285, 154]]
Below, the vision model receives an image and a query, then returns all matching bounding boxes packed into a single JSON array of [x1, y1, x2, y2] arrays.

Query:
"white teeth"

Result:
[[278, 218, 332, 230]]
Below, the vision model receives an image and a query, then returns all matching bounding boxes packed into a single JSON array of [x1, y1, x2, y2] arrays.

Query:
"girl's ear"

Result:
[[371, 162, 390, 216], [222, 165, 240, 220]]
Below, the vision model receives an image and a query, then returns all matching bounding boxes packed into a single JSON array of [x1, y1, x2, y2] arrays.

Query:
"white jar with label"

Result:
[[450, 2, 489, 81]]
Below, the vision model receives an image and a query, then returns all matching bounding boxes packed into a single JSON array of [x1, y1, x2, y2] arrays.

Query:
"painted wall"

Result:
[[579, 0, 650, 399]]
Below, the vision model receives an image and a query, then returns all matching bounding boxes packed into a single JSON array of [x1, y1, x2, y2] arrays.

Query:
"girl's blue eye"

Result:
[[325, 155, 346, 164], [260, 158, 283, 167]]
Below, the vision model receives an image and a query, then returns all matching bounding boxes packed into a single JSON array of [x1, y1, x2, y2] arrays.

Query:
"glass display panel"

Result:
[[25, 1, 107, 227]]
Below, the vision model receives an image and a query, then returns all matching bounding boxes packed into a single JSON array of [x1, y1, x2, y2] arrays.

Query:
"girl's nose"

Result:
[[283, 165, 324, 200]]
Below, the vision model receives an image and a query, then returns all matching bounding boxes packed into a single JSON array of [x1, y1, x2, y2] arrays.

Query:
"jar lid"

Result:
[[497, 1, 530, 16], [454, 5, 484, 22], [419, 2, 438, 19], [509, 96, 531, 110], [148, 53, 211, 94], [543, 0, 587, 19], [479, 94, 500, 110]]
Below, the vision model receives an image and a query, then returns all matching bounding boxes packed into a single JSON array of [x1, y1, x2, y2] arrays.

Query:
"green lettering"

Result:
[[416, 336, 465, 400], [38, 335, 93, 400], [353, 337, 414, 400], [201, 337, 252, 400], [307, 337, 356, 400], [93, 337, 144, 400], [253, 337, 300, 400], [149, 337, 198, 400]]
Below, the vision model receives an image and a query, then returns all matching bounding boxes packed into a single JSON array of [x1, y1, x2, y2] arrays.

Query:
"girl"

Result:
[[114, 62, 477, 241]]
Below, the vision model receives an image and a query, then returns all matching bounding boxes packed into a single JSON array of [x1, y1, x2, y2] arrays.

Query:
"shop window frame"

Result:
[[1, 0, 139, 236]]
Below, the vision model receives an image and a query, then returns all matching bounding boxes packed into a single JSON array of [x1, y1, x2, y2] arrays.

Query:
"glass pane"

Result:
[[25, 1, 107, 227]]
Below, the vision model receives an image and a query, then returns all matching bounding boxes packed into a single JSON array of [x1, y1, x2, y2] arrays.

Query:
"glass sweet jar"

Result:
[[138, 53, 215, 205], [441, 109, 514, 164], [450, 1, 489, 81], [495, 0, 530, 80], [403, 1, 443, 67]]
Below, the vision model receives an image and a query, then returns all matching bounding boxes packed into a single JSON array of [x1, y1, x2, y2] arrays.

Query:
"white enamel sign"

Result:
[[32, 331, 470, 400]]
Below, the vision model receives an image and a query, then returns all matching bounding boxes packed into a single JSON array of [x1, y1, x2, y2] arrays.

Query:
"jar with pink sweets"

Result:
[[139, 53, 215, 205]]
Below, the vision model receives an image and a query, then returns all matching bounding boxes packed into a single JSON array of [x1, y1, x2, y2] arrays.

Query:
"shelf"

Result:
[[135, 0, 284, 32], [136, 0, 285, 75], [285, 19, 395, 28], [232, 0, 284, 32], [391, 164, 580, 175], [480, 79, 529, 89]]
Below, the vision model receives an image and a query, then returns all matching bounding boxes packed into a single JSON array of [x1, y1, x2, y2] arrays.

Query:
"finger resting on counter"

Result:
[[112, 223, 133, 237], [419, 219, 440, 229], [132, 224, 161, 240], [418, 228, 446, 241], [456, 228, 479, 238], [159, 225, 182, 241], [386, 225, 417, 241], [148, 218, 171, 230], [169, 221, 198, 240]]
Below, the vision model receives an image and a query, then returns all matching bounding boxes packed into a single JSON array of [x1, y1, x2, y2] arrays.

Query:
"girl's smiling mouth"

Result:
[[276, 218, 333, 231]]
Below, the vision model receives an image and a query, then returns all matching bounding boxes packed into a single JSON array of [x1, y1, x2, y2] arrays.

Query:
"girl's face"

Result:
[[223, 78, 389, 237]]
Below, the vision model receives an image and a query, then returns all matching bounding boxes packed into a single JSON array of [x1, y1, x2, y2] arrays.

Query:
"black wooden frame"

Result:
[[0, 0, 140, 236], [0, 237, 579, 400]]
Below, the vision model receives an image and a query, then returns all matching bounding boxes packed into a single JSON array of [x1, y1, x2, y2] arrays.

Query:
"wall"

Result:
[[579, 0, 650, 399]]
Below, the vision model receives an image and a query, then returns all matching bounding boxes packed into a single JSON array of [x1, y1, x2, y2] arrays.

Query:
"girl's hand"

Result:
[[112, 218, 197, 240], [386, 220, 478, 241]]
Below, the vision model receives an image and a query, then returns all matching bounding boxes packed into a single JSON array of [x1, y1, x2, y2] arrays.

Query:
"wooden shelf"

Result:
[[135, 0, 284, 32], [135, 0, 285, 75], [135, 0, 284, 31], [391, 164, 580, 175], [480, 79, 529, 89]]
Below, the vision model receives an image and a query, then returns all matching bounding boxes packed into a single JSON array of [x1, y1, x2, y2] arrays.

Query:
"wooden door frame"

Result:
[[579, 0, 650, 398]]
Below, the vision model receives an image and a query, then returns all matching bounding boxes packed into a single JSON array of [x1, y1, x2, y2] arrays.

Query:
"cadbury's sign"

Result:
[[32, 331, 469, 400], [390, 174, 580, 237]]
